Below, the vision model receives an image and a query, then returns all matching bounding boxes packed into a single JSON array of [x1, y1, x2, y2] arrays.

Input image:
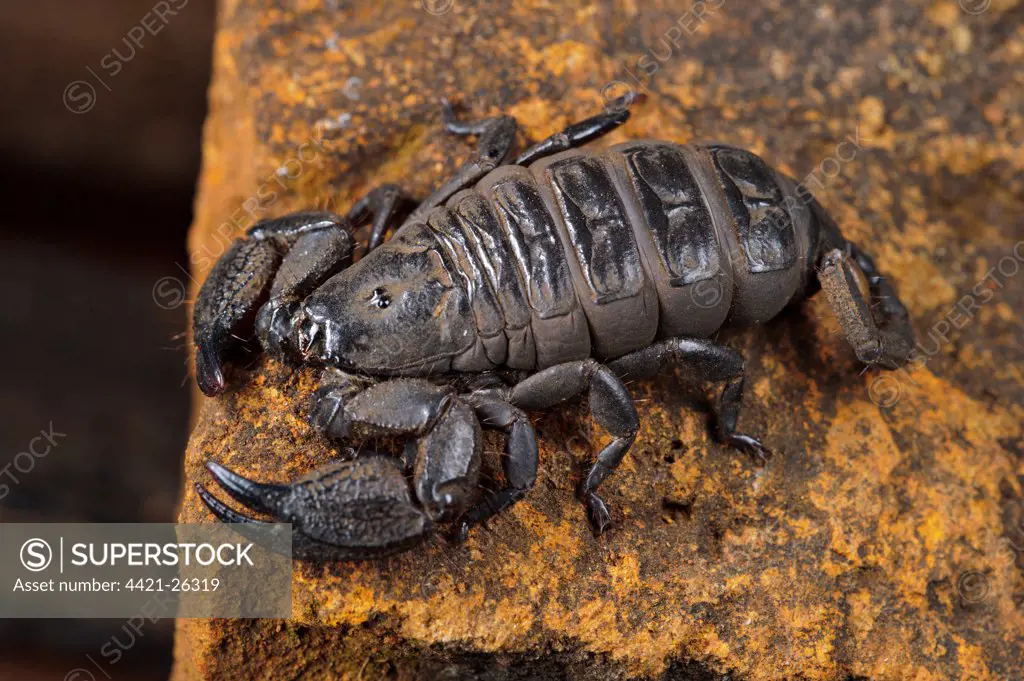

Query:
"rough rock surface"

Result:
[[174, 0, 1023, 679]]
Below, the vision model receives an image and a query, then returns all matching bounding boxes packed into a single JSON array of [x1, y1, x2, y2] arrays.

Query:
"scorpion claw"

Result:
[[195, 344, 228, 397], [198, 456, 435, 560], [195, 482, 266, 524], [193, 239, 283, 397], [206, 461, 289, 515]]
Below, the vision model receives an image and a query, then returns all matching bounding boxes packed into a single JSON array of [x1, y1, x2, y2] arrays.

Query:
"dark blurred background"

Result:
[[0, 0, 216, 678]]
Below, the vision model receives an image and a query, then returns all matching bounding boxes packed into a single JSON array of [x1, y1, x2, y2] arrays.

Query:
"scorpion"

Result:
[[193, 93, 915, 560]]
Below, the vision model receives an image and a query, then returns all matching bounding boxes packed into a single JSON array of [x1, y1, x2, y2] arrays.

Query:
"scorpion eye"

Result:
[[371, 287, 391, 310]]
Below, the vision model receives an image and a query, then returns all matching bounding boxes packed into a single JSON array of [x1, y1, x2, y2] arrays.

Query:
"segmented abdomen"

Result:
[[606, 141, 814, 332], [424, 141, 815, 370]]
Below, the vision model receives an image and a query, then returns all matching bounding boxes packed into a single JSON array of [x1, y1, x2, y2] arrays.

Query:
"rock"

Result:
[[175, 1, 1023, 679]]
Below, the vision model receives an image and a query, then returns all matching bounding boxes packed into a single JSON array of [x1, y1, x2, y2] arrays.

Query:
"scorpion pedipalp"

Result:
[[197, 456, 436, 560]]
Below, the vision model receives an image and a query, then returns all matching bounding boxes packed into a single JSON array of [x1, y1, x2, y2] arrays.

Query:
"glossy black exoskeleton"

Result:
[[193, 93, 914, 560]]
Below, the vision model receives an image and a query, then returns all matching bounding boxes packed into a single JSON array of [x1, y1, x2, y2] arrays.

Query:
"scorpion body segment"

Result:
[[405, 141, 821, 373], [194, 95, 915, 560]]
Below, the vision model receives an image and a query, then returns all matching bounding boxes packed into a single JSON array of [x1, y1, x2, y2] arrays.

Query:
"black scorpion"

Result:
[[193, 94, 915, 560]]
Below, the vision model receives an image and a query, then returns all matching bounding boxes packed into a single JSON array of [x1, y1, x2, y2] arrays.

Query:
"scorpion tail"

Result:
[[810, 200, 915, 369]]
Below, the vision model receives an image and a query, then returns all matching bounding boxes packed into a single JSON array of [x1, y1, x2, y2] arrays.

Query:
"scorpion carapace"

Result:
[[193, 93, 915, 560]]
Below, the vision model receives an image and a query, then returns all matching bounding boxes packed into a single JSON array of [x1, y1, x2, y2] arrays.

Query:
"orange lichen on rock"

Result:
[[175, 0, 1022, 679]]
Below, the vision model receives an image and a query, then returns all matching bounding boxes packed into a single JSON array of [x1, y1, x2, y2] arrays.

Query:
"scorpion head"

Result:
[[293, 224, 475, 374]]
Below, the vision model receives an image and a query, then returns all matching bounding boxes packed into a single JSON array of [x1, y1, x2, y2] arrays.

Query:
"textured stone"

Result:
[[175, 0, 1023, 679]]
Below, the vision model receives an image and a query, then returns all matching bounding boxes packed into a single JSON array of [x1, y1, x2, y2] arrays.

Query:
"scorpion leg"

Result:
[[453, 391, 539, 541], [311, 375, 452, 441], [407, 100, 518, 220], [509, 360, 639, 535], [196, 455, 435, 560], [817, 245, 914, 369], [347, 183, 417, 252], [513, 91, 635, 166], [312, 375, 484, 524], [608, 338, 771, 463], [407, 398, 483, 523]]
